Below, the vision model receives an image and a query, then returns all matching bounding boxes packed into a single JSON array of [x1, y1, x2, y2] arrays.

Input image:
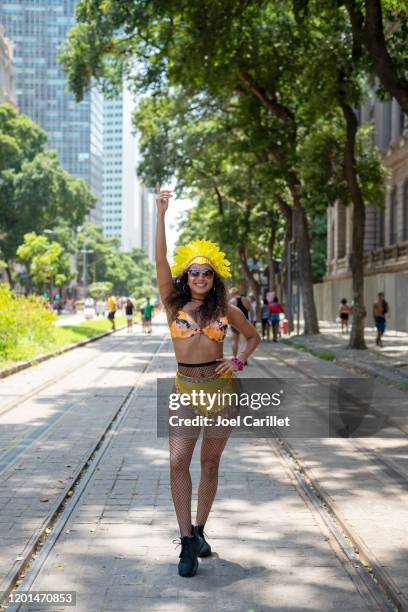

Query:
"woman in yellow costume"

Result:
[[156, 185, 260, 577]]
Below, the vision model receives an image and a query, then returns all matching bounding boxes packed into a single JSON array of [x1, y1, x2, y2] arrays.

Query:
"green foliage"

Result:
[[0, 104, 95, 270], [309, 213, 327, 283], [0, 283, 56, 363], [88, 281, 113, 299], [17, 232, 73, 291]]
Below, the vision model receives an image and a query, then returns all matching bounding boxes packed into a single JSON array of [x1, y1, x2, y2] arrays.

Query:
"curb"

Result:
[[0, 324, 127, 381], [283, 337, 408, 387]]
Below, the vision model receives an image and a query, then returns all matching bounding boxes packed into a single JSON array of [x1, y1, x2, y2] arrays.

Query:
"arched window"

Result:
[[403, 181, 408, 242], [389, 187, 398, 245]]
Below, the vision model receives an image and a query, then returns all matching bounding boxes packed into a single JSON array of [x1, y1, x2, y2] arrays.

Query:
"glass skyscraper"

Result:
[[0, 0, 103, 224]]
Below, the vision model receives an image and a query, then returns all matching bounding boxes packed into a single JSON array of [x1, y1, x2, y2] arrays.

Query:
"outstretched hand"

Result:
[[155, 181, 172, 214]]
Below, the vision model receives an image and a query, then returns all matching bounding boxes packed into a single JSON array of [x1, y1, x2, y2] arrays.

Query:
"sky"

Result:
[[166, 197, 195, 257]]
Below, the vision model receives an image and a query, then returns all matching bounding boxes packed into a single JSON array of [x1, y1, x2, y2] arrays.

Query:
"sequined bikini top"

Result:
[[169, 310, 228, 343]]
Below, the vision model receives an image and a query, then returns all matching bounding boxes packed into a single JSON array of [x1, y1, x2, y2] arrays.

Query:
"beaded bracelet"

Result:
[[231, 357, 245, 371]]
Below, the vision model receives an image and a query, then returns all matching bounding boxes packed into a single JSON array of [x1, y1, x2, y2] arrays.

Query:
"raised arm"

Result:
[[155, 183, 173, 304]]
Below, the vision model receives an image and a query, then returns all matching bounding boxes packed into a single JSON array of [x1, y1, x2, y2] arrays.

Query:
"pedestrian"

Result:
[[269, 296, 284, 342], [261, 297, 271, 341], [142, 297, 155, 334], [155, 184, 260, 578], [107, 292, 117, 331], [249, 294, 257, 328], [338, 298, 352, 334], [125, 298, 134, 333], [229, 287, 254, 361], [373, 292, 390, 347]]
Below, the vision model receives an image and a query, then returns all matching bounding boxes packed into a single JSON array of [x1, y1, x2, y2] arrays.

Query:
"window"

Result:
[[404, 181, 408, 242], [375, 208, 385, 248], [389, 187, 398, 245]]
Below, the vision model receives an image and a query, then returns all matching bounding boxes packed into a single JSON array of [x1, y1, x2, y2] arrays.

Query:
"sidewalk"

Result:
[[284, 321, 408, 389]]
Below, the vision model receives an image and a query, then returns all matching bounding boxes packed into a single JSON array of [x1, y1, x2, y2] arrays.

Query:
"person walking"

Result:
[[229, 287, 254, 360], [142, 297, 155, 334], [261, 297, 271, 341], [155, 184, 260, 578], [338, 298, 352, 334], [125, 298, 134, 333], [269, 296, 284, 342], [107, 292, 117, 331], [373, 292, 390, 347]]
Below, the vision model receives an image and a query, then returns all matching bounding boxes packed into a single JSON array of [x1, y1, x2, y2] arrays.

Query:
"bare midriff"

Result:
[[171, 335, 224, 365]]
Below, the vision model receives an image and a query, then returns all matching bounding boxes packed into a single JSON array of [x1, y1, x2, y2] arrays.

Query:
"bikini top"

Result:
[[169, 310, 228, 343]]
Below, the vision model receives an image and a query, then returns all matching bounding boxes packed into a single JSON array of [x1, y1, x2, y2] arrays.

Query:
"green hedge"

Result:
[[0, 283, 56, 364]]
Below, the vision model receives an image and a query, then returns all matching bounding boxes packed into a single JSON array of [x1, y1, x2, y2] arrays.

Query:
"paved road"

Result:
[[0, 324, 407, 611]]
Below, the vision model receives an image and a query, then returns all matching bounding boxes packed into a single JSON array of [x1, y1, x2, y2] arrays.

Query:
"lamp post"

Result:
[[81, 249, 94, 298]]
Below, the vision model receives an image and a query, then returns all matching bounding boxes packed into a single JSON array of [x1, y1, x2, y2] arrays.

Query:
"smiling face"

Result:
[[186, 263, 215, 298]]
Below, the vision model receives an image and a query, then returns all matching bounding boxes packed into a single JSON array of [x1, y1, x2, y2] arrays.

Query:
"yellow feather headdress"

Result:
[[170, 239, 231, 278]]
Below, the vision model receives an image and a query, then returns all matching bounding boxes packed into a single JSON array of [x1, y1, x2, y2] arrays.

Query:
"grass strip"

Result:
[[0, 316, 128, 371]]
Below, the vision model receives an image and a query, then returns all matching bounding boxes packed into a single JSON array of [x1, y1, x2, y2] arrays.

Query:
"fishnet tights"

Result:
[[170, 362, 232, 537], [169, 430, 231, 537]]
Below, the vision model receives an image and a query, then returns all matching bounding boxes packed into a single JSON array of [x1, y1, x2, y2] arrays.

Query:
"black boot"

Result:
[[193, 524, 212, 557], [178, 533, 199, 577]]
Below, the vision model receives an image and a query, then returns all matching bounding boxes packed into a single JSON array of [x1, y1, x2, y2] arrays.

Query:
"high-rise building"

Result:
[[0, 24, 16, 105], [0, 1, 103, 224], [102, 85, 155, 258]]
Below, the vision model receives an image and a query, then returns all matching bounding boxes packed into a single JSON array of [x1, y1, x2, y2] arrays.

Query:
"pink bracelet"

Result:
[[231, 357, 245, 371]]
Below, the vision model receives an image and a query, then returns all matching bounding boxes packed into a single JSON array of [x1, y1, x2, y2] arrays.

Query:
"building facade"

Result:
[[0, 1, 103, 224], [316, 96, 408, 331], [102, 86, 155, 258], [0, 24, 16, 105]]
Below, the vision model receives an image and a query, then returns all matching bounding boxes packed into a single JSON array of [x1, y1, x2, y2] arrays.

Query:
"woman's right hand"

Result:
[[155, 181, 172, 214]]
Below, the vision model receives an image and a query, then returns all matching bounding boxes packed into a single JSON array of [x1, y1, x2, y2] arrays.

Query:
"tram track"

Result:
[[0, 332, 128, 418], [1, 336, 407, 610], [254, 346, 408, 611], [0, 344, 143, 476], [254, 348, 408, 491], [0, 336, 166, 610]]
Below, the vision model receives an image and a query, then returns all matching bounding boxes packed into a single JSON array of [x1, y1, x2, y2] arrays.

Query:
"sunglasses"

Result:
[[187, 267, 214, 279]]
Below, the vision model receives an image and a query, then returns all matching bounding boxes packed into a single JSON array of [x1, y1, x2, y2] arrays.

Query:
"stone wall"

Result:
[[313, 271, 408, 332]]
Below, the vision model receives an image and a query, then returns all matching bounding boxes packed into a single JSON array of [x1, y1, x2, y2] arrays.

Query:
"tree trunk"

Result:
[[267, 213, 277, 291], [341, 102, 367, 349], [5, 262, 14, 289], [291, 197, 320, 335]]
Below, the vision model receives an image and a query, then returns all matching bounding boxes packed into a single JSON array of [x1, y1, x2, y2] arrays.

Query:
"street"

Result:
[[0, 324, 407, 611]]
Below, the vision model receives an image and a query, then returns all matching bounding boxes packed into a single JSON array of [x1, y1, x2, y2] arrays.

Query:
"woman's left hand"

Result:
[[215, 358, 238, 375]]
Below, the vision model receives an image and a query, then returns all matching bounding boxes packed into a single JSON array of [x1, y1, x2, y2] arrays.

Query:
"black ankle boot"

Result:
[[178, 534, 199, 577], [192, 524, 212, 557]]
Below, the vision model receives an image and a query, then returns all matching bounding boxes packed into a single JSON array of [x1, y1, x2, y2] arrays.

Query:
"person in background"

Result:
[[107, 292, 117, 331], [143, 297, 155, 334], [269, 296, 284, 342], [125, 298, 134, 333], [229, 288, 254, 360], [338, 298, 352, 334], [373, 292, 390, 347], [249, 294, 257, 328], [261, 297, 271, 341]]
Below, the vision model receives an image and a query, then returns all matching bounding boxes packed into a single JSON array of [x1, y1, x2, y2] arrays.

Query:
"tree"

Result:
[[344, 0, 408, 114], [0, 104, 95, 286], [60, 1, 320, 334], [16, 232, 73, 296]]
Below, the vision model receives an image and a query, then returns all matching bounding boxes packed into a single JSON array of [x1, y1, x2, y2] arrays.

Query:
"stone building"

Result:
[[0, 24, 16, 105], [315, 96, 408, 332]]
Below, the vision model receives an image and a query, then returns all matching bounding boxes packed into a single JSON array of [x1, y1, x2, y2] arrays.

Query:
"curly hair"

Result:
[[164, 270, 228, 325]]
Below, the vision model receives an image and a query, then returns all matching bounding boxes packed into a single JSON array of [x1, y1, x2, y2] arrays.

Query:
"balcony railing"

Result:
[[326, 241, 408, 277]]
